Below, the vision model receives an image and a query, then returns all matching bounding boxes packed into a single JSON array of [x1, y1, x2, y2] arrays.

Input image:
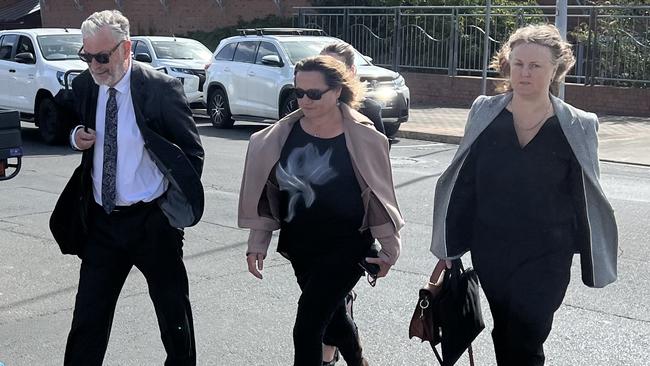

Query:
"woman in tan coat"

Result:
[[238, 56, 404, 366]]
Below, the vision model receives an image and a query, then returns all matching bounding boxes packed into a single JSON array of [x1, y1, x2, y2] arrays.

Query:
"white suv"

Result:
[[203, 29, 409, 135], [131, 36, 212, 106], [0, 28, 86, 143]]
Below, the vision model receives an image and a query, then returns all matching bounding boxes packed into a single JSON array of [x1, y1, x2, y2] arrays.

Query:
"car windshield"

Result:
[[281, 39, 372, 67], [151, 40, 212, 61], [37, 34, 83, 61]]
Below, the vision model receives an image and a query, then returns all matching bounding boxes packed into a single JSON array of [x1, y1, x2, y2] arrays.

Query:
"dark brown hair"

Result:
[[320, 42, 356, 69], [294, 55, 364, 109]]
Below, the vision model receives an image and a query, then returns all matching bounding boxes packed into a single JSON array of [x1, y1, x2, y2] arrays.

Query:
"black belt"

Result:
[[94, 200, 158, 215]]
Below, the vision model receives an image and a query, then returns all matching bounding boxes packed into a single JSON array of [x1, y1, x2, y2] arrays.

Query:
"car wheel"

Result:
[[37, 97, 66, 144], [207, 88, 234, 129], [383, 121, 401, 137], [279, 92, 297, 119]]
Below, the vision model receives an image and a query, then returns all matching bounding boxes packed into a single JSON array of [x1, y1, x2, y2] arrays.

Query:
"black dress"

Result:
[[274, 121, 371, 366], [448, 108, 583, 366]]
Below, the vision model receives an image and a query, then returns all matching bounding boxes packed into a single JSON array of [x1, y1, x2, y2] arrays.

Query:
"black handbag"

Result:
[[409, 259, 485, 366]]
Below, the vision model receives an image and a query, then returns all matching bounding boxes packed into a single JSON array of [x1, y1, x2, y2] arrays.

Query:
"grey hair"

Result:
[[81, 9, 130, 42]]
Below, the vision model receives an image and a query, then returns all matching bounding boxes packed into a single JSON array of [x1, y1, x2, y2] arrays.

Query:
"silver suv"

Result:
[[203, 28, 409, 135]]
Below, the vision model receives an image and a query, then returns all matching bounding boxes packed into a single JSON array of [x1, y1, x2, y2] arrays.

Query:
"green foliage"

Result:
[[184, 15, 293, 50], [569, 4, 650, 86], [312, 0, 539, 5]]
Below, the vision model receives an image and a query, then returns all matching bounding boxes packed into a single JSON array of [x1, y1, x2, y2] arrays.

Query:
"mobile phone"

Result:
[[358, 259, 380, 276]]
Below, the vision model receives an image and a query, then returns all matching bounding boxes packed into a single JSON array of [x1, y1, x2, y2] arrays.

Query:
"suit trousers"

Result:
[[290, 247, 366, 366], [470, 221, 574, 366], [64, 201, 196, 366]]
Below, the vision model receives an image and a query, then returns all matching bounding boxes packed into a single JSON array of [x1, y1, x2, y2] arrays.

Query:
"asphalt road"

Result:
[[1, 121, 649, 366]]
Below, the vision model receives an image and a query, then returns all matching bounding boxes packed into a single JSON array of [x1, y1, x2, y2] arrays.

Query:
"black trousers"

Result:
[[64, 202, 195, 366], [290, 247, 367, 366], [470, 221, 574, 366]]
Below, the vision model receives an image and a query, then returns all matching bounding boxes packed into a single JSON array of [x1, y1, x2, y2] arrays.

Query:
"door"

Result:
[[247, 41, 285, 119], [12, 35, 37, 112], [0, 34, 18, 109], [227, 41, 257, 115]]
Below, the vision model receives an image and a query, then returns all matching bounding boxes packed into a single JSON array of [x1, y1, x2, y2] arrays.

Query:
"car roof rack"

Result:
[[237, 28, 327, 36]]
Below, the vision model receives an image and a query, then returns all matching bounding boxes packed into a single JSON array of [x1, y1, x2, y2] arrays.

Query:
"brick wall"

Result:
[[403, 72, 650, 117], [40, 0, 309, 36]]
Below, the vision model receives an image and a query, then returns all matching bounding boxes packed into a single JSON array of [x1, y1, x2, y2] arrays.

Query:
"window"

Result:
[[232, 41, 258, 63], [0, 34, 18, 60], [133, 40, 151, 57], [215, 42, 236, 61], [151, 40, 211, 61], [37, 34, 83, 60], [16, 36, 35, 56], [255, 42, 281, 65]]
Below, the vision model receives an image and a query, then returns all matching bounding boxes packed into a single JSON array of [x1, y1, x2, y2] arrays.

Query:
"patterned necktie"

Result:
[[102, 87, 118, 214]]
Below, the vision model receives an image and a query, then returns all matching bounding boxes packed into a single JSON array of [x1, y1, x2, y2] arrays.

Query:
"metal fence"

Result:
[[294, 5, 650, 87]]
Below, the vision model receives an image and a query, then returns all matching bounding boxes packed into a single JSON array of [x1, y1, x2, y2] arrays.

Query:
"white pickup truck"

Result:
[[0, 28, 86, 144]]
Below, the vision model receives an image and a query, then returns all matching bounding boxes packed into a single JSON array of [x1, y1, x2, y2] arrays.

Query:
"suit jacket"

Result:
[[50, 62, 205, 256], [238, 103, 405, 264], [430, 92, 618, 288]]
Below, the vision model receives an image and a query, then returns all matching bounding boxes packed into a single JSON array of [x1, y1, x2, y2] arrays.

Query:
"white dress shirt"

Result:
[[74, 63, 168, 207]]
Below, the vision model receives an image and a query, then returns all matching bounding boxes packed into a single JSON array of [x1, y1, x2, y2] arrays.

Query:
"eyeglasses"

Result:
[[78, 40, 124, 64], [294, 87, 332, 100]]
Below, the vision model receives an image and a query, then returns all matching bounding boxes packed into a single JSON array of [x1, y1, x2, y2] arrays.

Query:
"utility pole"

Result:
[[481, 0, 492, 95], [555, 0, 568, 99]]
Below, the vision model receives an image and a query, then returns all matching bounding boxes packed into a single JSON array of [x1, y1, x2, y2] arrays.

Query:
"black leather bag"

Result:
[[409, 259, 485, 366]]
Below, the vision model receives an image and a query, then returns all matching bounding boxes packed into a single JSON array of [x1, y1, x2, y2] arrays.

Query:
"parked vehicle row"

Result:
[[0, 27, 410, 144], [203, 28, 410, 136]]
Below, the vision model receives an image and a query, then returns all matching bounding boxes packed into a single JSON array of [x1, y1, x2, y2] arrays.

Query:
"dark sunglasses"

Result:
[[78, 40, 124, 64], [294, 87, 332, 100]]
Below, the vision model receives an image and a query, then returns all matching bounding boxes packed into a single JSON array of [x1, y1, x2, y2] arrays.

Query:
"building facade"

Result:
[[38, 0, 309, 35]]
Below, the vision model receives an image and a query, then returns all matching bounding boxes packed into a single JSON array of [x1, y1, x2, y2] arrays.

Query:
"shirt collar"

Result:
[[100, 60, 132, 95]]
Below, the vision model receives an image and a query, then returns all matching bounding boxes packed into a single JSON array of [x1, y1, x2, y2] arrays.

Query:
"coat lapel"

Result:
[[129, 63, 148, 129]]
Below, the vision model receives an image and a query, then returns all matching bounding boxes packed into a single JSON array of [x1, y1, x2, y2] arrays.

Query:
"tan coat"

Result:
[[238, 103, 405, 264]]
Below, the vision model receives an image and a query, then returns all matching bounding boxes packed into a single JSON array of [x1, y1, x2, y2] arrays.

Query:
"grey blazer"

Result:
[[430, 92, 618, 288]]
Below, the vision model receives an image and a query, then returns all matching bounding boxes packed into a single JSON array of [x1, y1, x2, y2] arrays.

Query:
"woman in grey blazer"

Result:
[[430, 24, 617, 365]]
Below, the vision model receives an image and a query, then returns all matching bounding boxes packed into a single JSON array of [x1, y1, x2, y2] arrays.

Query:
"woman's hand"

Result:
[[246, 253, 265, 279], [364, 257, 392, 278]]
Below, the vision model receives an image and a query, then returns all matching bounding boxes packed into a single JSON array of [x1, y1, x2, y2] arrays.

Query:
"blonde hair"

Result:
[[490, 24, 575, 95], [294, 55, 365, 109]]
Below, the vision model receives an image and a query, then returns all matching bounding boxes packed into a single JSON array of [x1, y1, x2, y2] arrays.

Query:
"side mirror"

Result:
[[261, 54, 283, 67], [363, 55, 373, 63], [0, 110, 23, 181], [135, 53, 152, 63], [14, 52, 35, 64]]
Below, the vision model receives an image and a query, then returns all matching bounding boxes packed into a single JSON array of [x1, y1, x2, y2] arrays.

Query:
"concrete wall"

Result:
[[403, 72, 650, 117], [39, 0, 309, 36]]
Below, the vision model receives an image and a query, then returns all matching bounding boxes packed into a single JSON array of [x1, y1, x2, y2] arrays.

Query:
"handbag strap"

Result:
[[431, 343, 475, 365]]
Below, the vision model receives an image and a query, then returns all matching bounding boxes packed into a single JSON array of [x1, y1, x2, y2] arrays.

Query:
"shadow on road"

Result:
[[19, 123, 79, 157], [195, 120, 267, 141]]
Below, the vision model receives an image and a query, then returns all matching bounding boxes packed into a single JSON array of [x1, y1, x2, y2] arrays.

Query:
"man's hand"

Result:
[[246, 253, 265, 279], [364, 257, 392, 278], [75, 127, 96, 150]]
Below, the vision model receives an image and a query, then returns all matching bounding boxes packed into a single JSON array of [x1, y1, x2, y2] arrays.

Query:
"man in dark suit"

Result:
[[49, 10, 204, 366]]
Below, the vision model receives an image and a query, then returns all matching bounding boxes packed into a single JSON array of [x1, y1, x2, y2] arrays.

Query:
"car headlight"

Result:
[[394, 75, 406, 88], [57, 71, 79, 87], [169, 67, 193, 74], [56, 71, 65, 86]]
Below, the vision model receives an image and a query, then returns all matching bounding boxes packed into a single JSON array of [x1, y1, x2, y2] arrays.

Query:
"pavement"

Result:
[[397, 106, 650, 166]]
